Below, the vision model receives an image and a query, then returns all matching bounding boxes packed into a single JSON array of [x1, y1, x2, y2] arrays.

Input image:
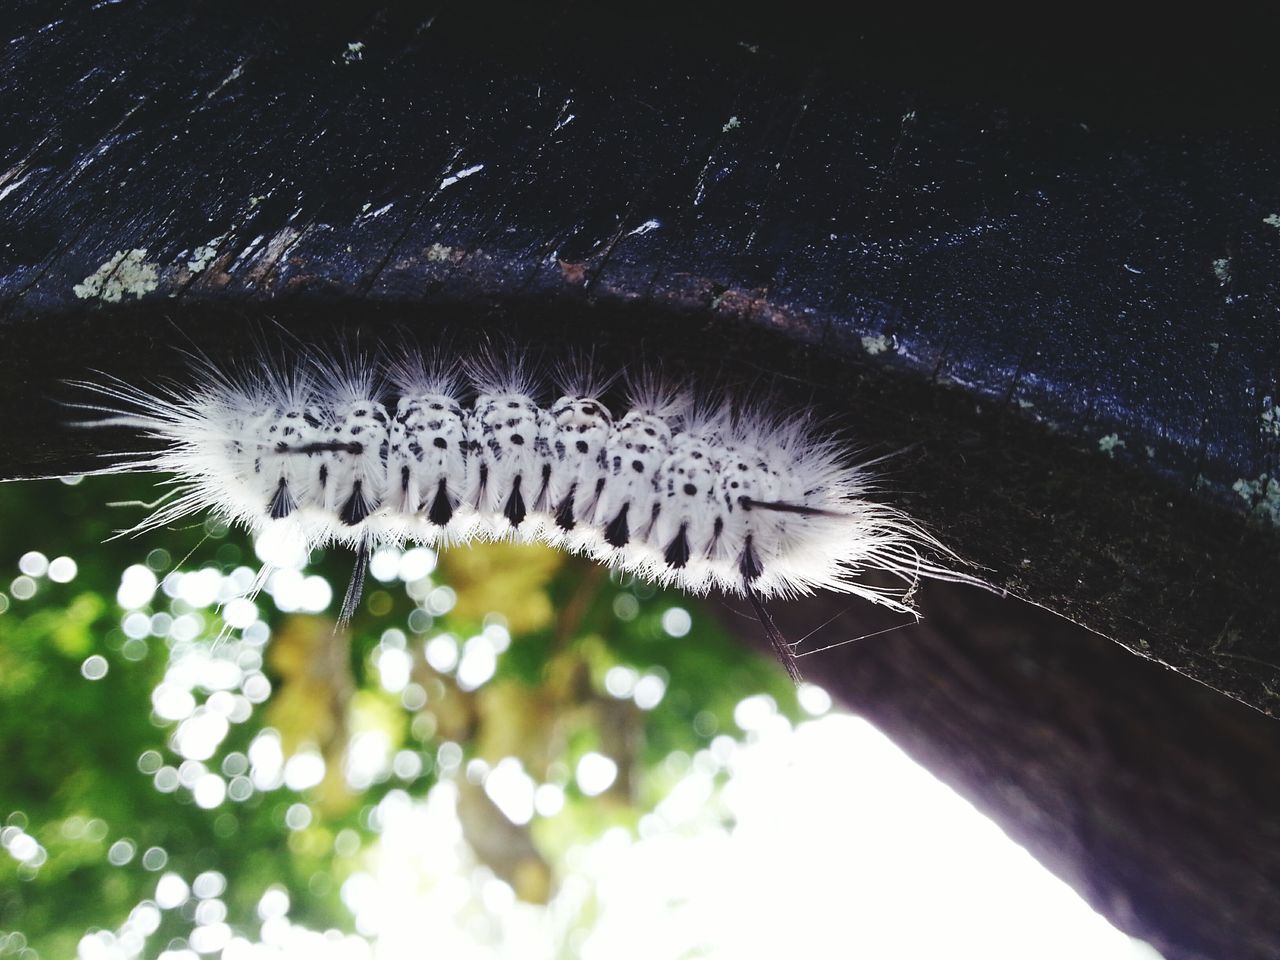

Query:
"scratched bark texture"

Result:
[[2, 5, 1280, 958]]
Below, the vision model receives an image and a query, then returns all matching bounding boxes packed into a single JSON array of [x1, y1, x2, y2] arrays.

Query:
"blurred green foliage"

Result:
[[0, 475, 798, 958]]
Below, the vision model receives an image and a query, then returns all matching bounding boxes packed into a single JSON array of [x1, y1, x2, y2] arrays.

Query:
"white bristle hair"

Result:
[[70, 339, 979, 635]]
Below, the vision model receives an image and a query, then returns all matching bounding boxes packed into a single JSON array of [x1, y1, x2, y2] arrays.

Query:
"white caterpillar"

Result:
[[74, 341, 969, 678]]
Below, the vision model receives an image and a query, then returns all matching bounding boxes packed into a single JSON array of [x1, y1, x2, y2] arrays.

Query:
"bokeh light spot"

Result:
[[48, 556, 77, 582], [18, 551, 48, 577], [661, 607, 692, 637], [576, 752, 618, 797], [80, 655, 109, 681]]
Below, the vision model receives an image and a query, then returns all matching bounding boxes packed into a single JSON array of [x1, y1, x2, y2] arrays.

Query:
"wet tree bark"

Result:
[[2, 5, 1280, 958]]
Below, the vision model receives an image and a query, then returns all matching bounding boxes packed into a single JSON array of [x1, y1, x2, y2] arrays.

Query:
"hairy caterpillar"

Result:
[[72, 340, 971, 680]]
